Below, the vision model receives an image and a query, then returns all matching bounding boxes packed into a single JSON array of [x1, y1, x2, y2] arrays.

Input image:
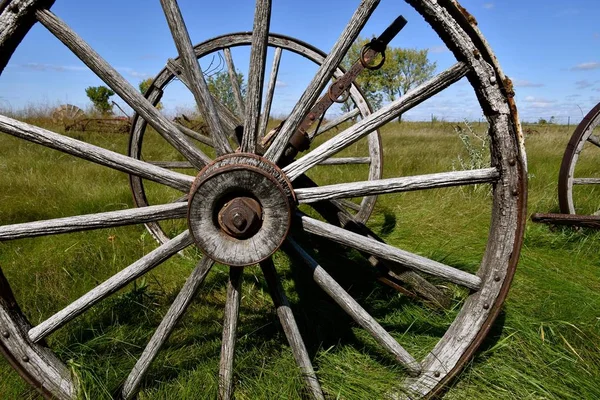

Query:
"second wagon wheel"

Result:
[[129, 33, 383, 246], [558, 102, 600, 215], [0, 1, 526, 399]]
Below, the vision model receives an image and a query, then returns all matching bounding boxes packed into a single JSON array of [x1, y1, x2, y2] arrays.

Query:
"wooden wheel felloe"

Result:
[[0, 1, 526, 399], [558, 102, 600, 215]]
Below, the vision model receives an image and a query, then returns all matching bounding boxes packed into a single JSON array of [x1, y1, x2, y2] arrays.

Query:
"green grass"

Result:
[[0, 119, 599, 399]]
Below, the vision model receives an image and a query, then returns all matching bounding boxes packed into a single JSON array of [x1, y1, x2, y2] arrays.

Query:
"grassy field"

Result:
[[0, 118, 599, 399]]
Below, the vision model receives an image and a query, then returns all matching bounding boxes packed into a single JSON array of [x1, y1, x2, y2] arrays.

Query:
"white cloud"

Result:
[[570, 62, 600, 71], [512, 79, 544, 88], [275, 80, 288, 88], [18, 63, 87, 72], [520, 95, 556, 108], [575, 80, 595, 89], [483, 3, 494, 9]]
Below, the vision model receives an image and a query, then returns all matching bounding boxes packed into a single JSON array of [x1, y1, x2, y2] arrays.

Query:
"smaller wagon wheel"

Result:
[[128, 32, 383, 247], [558, 102, 600, 215]]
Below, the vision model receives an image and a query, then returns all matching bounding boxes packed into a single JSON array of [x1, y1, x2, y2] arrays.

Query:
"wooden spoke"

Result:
[[28, 231, 194, 343], [297, 215, 481, 290], [309, 108, 361, 139], [223, 48, 246, 118], [317, 157, 371, 166], [241, 0, 271, 153], [175, 122, 215, 147], [286, 239, 421, 375], [284, 62, 470, 180], [260, 259, 324, 400], [263, 0, 380, 162], [219, 267, 243, 400], [0, 203, 187, 241], [159, 0, 232, 156], [150, 161, 194, 169], [573, 178, 600, 185], [258, 47, 282, 140], [35, 9, 211, 169], [587, 134, 600, 147], [121, 256, 215, 399], [295, 168, 499, 204], [0, 115, 193, 192]]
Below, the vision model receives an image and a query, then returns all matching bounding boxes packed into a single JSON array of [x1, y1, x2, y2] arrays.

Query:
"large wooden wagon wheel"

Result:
[[129, 33, 383, 246], [558, 102, 600, 215], [0, 1, 526, 399]]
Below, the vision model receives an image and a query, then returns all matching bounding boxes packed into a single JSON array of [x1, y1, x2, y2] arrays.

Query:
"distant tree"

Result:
[[138, 78, 163, 110], [85, 86, 115, 115], [340, 37, 436, 121], [206, 70, 246, 113]]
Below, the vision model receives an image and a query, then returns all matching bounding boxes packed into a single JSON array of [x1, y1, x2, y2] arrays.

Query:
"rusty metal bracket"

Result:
[[261, 15, 407, 163]]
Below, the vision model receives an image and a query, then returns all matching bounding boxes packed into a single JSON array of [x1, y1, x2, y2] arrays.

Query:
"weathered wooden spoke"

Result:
[[121, 256, 215, 399], [258, 47, 282, 140], [558, 101, 600, 215], [34, 9, 211, 169], [286, 239, 421, 375], [0, 203, 187, 241], [297, 214, 481, 290], [260, 258, 324, 400], [241, 0, 271, 153], [219, 267, 243, 400], [223, 48, 246, 119], [160, 0, 232, 156], [0, 1, 525, 399], [28, 231, 193, 343], [295, 168, 499, 204], [0, 115, 193, 192], [284, 62, 470, 181], [263, 0, 379, 162]]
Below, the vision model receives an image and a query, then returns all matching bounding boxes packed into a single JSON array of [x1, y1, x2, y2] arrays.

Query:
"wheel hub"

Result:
[[188, 154, 295, 266]]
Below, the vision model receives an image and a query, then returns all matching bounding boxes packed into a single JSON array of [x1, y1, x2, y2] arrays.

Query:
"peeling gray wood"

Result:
[[317, 157, 370, 166], [284, 62, 469, 180], [296, 168, 499, 204], [0, 115, 193, 192], [160, 0, 231, 156], [258, 47, 282, 139], [241, 0, 271, 153], [35, 9, 211, 169], [0, 203, 187, 240], [264, 0, 380, 162], [121, 256, 214, 399], [286, 239, 421, 375], [260, 259, 324, 400], [573, 178, 600, 185], [219, 267, 242, 400], [28, 231, 193, 343], [298, 214, 481, 290]]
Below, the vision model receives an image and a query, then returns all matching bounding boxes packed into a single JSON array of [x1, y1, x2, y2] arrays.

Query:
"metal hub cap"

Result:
[[188, 154, 295, 266]]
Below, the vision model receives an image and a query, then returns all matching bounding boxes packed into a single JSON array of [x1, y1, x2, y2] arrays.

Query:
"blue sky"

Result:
[[1, 0, 599, 123]]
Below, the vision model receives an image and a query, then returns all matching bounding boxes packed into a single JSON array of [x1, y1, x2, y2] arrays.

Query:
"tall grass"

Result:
[[0, 116, 599, 399]]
